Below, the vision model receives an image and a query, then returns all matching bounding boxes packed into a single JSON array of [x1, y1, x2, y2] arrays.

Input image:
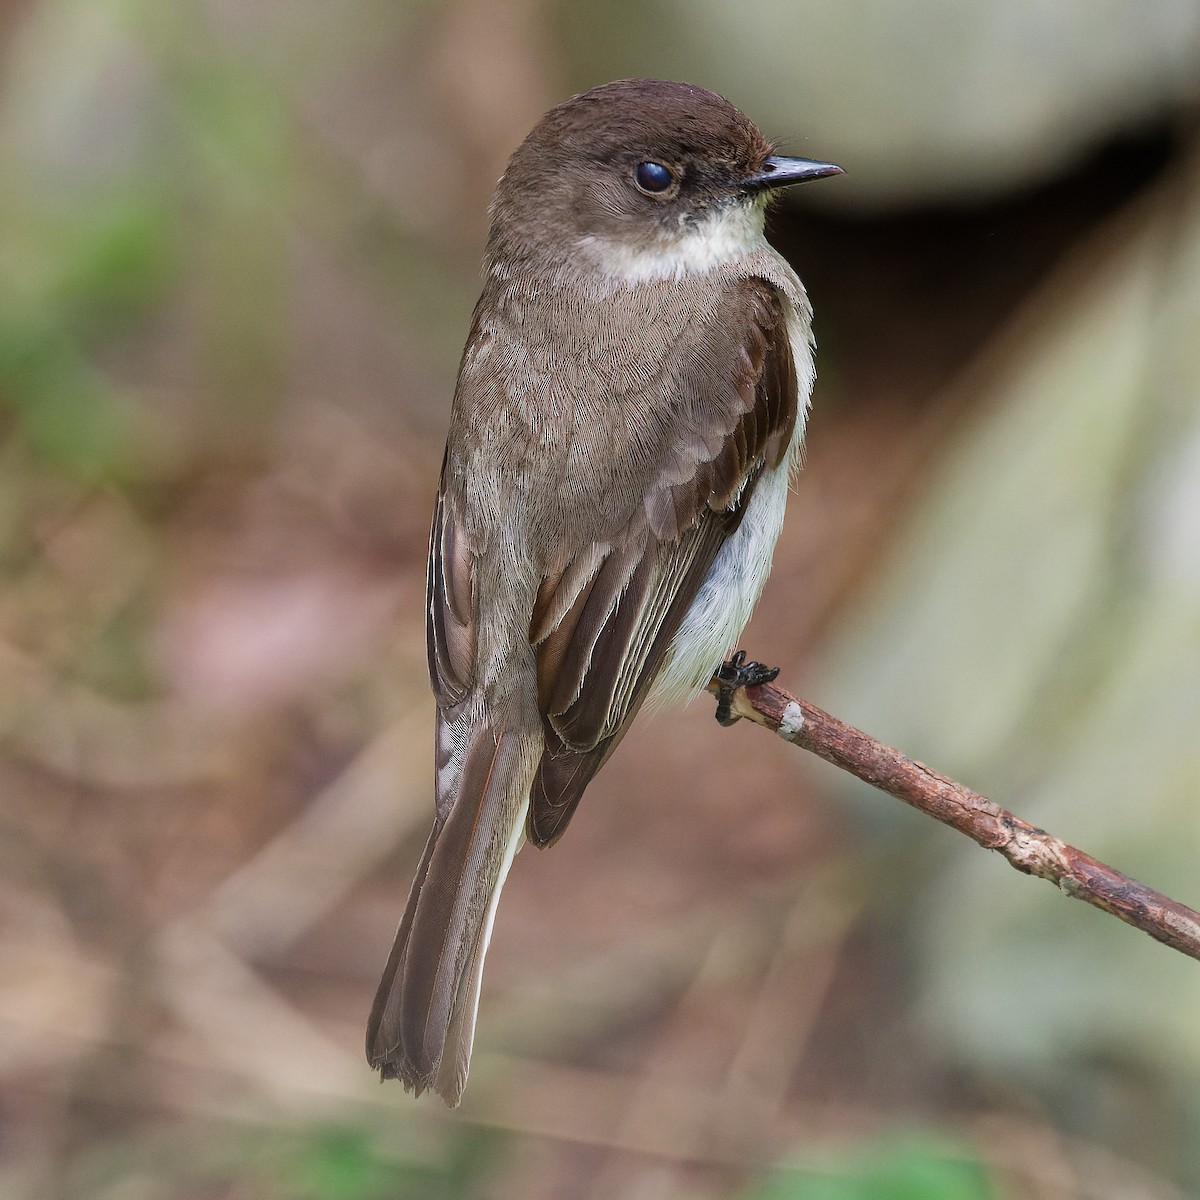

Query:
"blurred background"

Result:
[[2, 1, 1199, 1197]]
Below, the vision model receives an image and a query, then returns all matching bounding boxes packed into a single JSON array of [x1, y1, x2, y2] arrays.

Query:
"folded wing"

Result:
[[527, 276, 798, 844]]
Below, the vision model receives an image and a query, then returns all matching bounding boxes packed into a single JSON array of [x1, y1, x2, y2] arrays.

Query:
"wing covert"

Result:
[[527, 277, 799, 844]]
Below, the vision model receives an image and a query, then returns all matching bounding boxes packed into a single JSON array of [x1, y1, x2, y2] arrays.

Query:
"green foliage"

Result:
[[46, 195, 179, 337], [744, 1136, 994, 1200], [285, 1127, 439, 1200], [0, 321, 130, 477], [67, 1120, 511, 1200], [282, 1125, 509, 1200], [0, 191, 178, 478]]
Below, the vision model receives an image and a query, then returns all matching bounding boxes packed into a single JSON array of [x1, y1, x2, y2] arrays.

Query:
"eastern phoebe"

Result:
[[367, 78, 841, 1105]]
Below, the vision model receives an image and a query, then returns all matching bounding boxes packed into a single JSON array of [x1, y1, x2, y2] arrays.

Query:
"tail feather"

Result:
[[366, 713, 535, 1106]]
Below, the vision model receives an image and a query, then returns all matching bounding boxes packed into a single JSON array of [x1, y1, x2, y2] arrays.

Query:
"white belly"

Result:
[[649, 452, 793, 707], [647, 292, 812, 708]]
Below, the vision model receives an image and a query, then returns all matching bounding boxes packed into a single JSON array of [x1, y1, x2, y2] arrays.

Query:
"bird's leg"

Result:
[[713, 650, 780, 726]]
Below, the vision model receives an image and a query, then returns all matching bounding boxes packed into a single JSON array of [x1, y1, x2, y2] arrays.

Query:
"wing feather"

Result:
[[426, 481, 475, 708], [526, 277, 798, 845]]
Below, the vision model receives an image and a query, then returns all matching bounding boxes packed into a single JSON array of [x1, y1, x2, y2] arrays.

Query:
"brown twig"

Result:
[[707, 675, 1200, 963]]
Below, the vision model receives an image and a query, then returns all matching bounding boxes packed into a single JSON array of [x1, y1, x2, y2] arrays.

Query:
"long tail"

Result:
[[366, 710, 538, 1105]]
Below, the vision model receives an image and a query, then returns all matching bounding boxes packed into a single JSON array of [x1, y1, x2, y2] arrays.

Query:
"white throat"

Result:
[[577, 200, 769, 283]]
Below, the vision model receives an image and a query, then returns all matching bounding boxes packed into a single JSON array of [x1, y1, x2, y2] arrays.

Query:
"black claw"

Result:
[[713, 650, 780, 726]]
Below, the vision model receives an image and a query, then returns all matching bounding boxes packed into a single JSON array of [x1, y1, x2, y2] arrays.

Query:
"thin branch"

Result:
[[707, 675, 1200, 963]]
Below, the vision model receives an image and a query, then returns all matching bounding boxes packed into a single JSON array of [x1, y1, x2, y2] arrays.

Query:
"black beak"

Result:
[[742, 155, 843, 194]]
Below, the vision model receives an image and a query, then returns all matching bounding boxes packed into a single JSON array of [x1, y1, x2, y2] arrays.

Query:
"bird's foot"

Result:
[[713, 650, 779, 726]]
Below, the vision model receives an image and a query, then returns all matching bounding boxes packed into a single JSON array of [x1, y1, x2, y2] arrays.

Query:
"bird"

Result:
[[366, 78, 841, 1105]]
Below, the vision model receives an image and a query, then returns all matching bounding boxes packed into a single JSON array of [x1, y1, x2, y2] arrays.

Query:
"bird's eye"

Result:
[[634, 161, 674, 195]]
